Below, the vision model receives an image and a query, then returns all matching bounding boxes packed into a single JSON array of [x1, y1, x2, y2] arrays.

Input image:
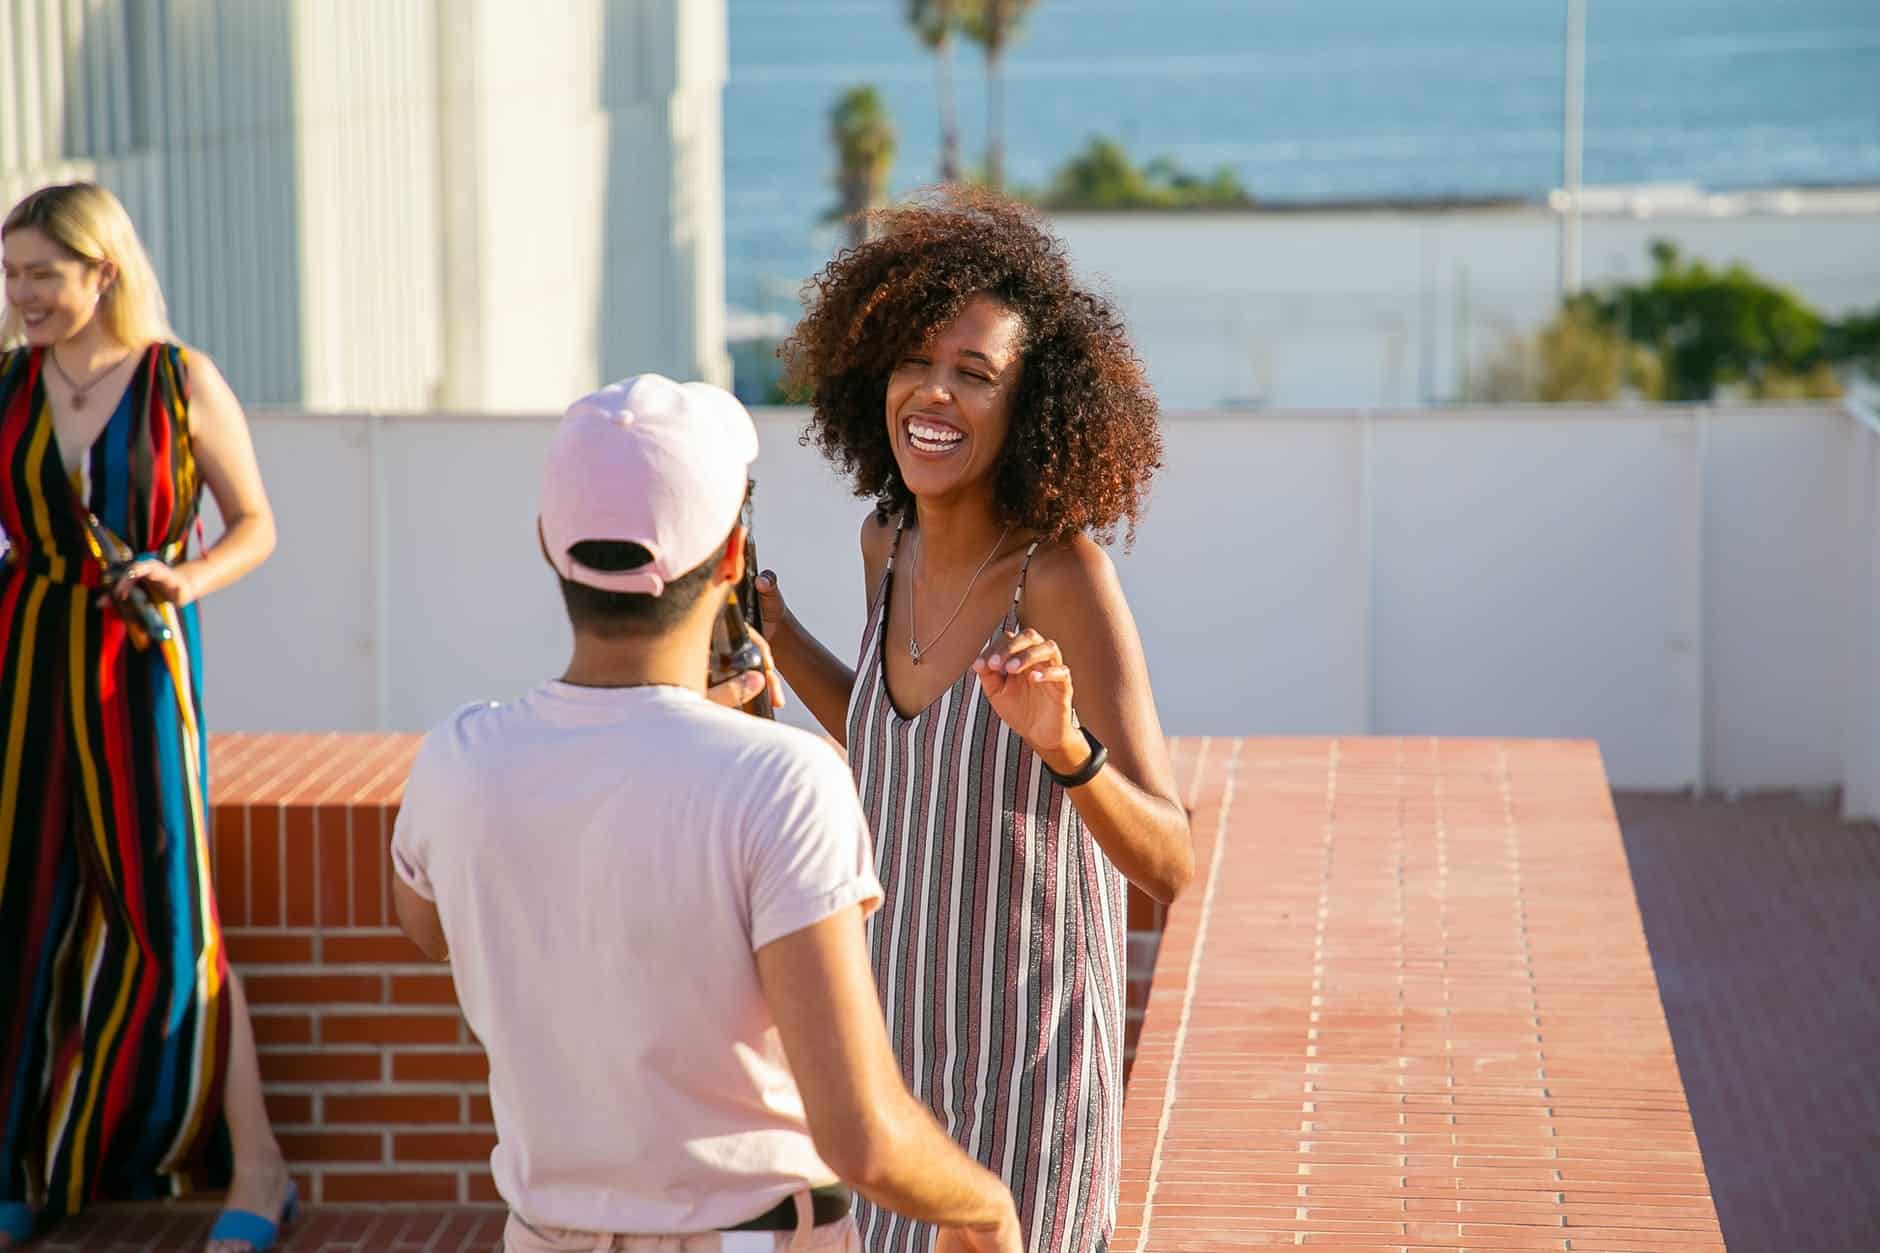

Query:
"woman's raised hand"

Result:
[[973, 627, 1080, 756]]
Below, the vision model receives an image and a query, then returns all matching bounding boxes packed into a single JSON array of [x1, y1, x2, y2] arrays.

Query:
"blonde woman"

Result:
[[0, 184, 290, 1252]]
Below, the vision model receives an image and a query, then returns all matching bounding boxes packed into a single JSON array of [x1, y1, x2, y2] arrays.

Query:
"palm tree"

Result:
[[907, 0, 964, 182], [830, 86, 897, 249], [961, 0, 1035, 191]]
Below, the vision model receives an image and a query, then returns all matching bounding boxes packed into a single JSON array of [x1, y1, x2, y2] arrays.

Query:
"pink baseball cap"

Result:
[[540, 374, 759, 595]]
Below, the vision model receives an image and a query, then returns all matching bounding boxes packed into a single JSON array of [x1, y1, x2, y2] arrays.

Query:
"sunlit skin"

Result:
[[3, 223, 285, 1253]]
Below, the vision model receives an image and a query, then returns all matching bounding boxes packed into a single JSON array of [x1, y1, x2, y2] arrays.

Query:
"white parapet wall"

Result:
[[1844, 402, 1880, 822], [188, 403, 1877, 806]]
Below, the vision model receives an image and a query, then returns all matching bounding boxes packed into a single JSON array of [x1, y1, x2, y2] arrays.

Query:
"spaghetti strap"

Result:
[[885, 513, 908, 569], [871, 513, 909, 612], [1004, 539, 1043, 629]]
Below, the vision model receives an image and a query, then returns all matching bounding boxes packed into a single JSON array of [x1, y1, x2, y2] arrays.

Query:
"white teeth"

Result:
[[908, 421, 963, 450]]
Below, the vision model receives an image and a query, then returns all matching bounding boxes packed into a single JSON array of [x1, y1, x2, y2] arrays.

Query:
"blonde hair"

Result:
[[2, 182, 174, 349]]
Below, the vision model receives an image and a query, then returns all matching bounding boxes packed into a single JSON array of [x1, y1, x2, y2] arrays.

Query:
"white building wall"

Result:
[[290, 1, 444, 411], [2, 0, 724, 411], [2, 1, 313, 403], [199, 404, 1876, 800]]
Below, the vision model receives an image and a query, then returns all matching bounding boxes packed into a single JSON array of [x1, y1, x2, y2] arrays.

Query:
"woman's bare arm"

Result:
[[980, 537, 1192, 902], [108, 349, 276, 608], [755, 511, 895, 746]]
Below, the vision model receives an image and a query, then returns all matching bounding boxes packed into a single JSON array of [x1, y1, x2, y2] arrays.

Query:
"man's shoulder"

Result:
[[404, 696, 537, 789], [418, 698, 510, 757]]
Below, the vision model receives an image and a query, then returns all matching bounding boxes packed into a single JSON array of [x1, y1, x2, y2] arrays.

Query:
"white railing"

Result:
[[186, 402, 1877, 817]]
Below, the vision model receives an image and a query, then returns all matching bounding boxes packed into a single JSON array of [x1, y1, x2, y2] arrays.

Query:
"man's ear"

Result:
[[716, 525, 747, 586]]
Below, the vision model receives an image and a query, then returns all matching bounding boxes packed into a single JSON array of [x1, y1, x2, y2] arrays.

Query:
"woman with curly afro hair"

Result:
[[755, 190, 1192, 1253]]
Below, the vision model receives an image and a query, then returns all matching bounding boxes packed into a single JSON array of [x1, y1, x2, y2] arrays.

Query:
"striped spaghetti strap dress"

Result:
[[0, 344, 232, 1222], [846, 519, 1128, 1253]]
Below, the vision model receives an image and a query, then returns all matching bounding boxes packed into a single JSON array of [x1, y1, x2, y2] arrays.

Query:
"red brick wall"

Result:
[[212, 734, 1171, 1204], [212, 734, 499, 1206], [1123, 889, 1166, 1081]]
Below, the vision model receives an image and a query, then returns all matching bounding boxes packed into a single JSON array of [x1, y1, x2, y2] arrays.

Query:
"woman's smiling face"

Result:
[[885, 293, 1026, 505], [2, 226, 112, 347]]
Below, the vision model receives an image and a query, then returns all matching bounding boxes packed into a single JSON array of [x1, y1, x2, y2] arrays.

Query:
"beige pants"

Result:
[[504, 1191, 861, 1253]]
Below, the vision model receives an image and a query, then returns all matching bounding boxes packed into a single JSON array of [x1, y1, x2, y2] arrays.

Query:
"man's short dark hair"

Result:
[[558, 538, 723, 637]]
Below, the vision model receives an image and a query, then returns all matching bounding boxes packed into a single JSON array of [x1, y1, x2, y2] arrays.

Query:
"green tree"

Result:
[[1824, 305, 1880, 384], [1471, 243, 1880, 404], [829, 86, 896, 250], [1043, 137, 1149, 208], [906, 0, 964, 182], [1573, 241, 1835, 401], [960, 0, 1037, 192], [1039, 136, 1252, 210]]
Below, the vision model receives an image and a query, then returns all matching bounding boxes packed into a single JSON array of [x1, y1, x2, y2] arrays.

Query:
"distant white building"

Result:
[[0, 0, 729, 410], [1052, 188, 1880, 410]]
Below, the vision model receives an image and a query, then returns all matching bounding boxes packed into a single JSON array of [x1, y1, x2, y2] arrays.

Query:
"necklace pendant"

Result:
[[71, 390, 87, 410], [909, 639, 922, 665]]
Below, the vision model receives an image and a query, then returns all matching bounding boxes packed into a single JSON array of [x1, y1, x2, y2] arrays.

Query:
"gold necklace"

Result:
[[908, 524, 1010, 665], [46, 346, 130, 411]]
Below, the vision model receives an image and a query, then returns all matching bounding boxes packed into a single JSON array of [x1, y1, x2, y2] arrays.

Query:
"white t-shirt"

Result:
[[390, 682, 882, 1234]]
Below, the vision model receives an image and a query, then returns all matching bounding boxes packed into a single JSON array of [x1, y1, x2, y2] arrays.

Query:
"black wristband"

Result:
[[1043, 725, 1108, 788]]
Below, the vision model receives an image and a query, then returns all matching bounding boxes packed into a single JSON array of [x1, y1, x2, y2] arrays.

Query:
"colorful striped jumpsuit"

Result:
[[0, 343, 231, 1222]]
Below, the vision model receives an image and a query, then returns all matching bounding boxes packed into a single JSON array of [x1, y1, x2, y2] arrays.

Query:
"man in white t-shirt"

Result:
[[390, 375, 1021, 1253]]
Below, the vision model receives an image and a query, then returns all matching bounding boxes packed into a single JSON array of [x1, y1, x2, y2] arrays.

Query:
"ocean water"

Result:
[[724, 0, 1880, 318]]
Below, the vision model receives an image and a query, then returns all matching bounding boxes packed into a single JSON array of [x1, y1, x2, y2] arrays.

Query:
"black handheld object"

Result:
[[707, 482, 774, 718], [81, 513, 174, 649]]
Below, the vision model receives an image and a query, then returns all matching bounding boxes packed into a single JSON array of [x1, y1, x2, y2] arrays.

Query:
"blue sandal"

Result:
[[0, 1203, 34, 1244], [206, 1180, 299, 1251]]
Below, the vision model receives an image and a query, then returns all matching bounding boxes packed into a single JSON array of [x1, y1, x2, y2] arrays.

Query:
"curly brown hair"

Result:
[[780, 189, 1162, 544]]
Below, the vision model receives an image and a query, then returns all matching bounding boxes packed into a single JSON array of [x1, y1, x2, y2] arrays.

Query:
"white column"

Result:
[[290, 0, 444, 411], [594, 0, 731, 389], [436, 0, 729, 410]]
